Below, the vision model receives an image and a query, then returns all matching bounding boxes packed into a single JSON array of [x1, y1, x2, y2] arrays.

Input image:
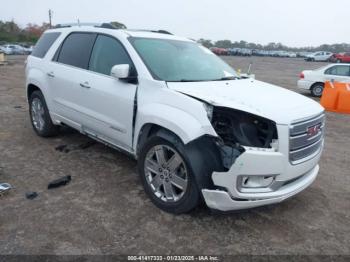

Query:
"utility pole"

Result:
[[48, 9, 53, 28]]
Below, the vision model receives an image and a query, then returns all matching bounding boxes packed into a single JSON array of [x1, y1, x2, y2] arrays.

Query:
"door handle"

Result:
[[79, 82, 91, 89], [47, 72, 55, 78]]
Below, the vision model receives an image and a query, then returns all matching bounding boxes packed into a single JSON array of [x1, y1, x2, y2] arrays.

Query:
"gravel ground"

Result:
[[0, 55, 349, 256]]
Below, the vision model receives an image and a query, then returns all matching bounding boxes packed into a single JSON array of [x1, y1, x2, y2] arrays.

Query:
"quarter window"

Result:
[[325, 65, 350, 76], [89, 35, 133, 76], [31, 32, 61, 58], [57, 33, 96, 69]]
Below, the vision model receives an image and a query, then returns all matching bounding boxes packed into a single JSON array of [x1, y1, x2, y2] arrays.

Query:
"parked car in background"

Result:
[[0, 45, 15, 55], [297, 52, 312, 58], [228, 48, 252, 56], [298, 64, 350, 97], [210, 47, 229, 56], [21, 45, 34, 55], [0, 44, 26, 55], [305, 51, 333, 62], [329, 53, 350, 63]]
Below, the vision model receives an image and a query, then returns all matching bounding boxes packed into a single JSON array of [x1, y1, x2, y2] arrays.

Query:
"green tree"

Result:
[[197, 38, 213, 48], [215, 40, 233, 48]]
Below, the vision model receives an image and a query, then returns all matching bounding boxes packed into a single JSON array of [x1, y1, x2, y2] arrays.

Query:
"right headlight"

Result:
[[203, 102, 213, 121], [210, 107, 278, 148]]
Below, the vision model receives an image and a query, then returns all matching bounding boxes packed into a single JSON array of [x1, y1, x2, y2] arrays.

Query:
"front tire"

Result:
[[29, 90, 59, 137], [138, 136, 200, 214], [311, 83, 324, 97]]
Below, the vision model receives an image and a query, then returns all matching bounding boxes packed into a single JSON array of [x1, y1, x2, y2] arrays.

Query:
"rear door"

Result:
[[324, 65, 350, 82], [48, 32, 97, 130]]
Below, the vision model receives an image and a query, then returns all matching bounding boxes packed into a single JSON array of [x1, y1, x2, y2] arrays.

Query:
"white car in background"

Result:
[[298, 64, 350, 97], [0, 44, 26, 55], [305, 51, 333, 62]]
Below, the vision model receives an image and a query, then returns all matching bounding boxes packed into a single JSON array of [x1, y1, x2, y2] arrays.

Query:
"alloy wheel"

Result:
[[31, 97, 45, 131], [144, 145, 188, 203]]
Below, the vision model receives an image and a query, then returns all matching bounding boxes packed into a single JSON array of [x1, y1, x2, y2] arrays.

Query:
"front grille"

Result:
[[289, 113, 325, 164]]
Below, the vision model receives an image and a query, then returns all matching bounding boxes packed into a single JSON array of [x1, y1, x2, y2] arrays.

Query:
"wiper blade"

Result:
[[168, 79, 206, 82], [212, 76, 239, 81]]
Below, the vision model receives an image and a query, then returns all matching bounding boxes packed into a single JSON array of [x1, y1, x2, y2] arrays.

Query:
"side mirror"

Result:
[[111, 64, 130, 79]]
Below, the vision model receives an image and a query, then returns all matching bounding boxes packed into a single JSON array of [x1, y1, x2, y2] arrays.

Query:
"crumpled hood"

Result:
[[167, 79, 324, 125]]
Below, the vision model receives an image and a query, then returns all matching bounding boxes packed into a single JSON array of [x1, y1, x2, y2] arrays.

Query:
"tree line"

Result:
[[198, 39, 350, 53], [0, 20, 50, 44], [0, 20, 127, 44]]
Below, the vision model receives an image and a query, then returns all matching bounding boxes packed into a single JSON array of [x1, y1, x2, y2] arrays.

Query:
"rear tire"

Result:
[[138, 136, 200, 214], [29, 90, 59, 137], [311, 83, 324, 97]]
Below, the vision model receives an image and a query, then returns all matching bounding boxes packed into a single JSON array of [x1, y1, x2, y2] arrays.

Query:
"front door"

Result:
[[73, 34, 138, 151]]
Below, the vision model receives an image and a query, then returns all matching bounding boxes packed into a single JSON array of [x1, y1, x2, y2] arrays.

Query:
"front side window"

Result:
[[57, 33, 96, 69], [89, 35, 133, 76], [129, 37, 237, 82], [325, 65, 350, 76]]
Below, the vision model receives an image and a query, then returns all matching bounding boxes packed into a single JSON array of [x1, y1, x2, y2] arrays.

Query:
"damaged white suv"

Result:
[[26, 23, 325, 213]]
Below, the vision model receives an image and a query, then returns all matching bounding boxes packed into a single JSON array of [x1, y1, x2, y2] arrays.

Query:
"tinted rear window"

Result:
[[57, 33, 96, 69], [31, 32, 61, 58]]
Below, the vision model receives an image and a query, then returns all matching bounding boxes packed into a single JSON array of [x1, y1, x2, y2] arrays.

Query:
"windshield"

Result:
[[129, 37, 237, 82]]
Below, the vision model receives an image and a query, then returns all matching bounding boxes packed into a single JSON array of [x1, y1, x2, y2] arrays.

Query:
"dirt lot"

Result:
[[0, 55, 349, 256]]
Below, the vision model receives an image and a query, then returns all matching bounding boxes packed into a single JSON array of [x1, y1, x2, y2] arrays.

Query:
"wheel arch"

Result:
[[134, 104, 217, 155], [311, 82, 325, 89], [27, 83, 41, 101]]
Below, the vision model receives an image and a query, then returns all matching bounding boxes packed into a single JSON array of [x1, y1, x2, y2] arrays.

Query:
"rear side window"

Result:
[[31, 32, 61, 58], [325, 65, 350, 76], [57, 33, 96, 69], [89, 35, 133, 75]]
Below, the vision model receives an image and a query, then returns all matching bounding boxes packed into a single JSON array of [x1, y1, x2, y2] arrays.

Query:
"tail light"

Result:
[[299, 72, 304, 79]]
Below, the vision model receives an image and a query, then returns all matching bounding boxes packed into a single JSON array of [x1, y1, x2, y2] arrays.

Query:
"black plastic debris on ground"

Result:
[[78, 140, 96, 149], [48, 175, 71, 189], [26, 191, 38, 200], [55, 141, 96, 153], [13, 105, 22, 109], [55, 144, 70, 153]]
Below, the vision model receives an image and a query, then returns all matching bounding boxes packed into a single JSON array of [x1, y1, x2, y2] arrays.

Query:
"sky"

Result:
[[1, 0, 349, 47]]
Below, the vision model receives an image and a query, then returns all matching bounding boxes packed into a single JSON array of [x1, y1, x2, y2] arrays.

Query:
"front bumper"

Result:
[[201, 122, 323, 212], [202, 164, 319, 211]]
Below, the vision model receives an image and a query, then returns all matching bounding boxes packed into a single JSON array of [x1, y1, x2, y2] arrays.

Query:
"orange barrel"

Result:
[[321, 81, 350, 114], [337, 83, 350, 113]]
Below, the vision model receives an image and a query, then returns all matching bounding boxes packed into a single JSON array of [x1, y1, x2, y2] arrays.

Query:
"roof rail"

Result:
[[53, 23, 172, 34], [127, 29, 173, 35], [55, 23, 100, 28], [54, 22, 119, 29]]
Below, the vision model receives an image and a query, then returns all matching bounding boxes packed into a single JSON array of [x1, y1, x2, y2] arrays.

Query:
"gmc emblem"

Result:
[[307, 124, 321, 137]]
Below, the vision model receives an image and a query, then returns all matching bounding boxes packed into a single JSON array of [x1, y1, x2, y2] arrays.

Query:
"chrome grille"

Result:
[[289, 113, 325, 164]]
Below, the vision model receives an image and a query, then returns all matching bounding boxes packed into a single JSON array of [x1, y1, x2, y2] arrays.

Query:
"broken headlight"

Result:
[[203, 102, 214, 121], [211, 107, 277, 148]]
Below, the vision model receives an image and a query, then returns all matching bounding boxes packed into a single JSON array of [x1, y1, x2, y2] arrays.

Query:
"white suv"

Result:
[[26, 23, 325, 213], [305, 51, 333, 62]]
